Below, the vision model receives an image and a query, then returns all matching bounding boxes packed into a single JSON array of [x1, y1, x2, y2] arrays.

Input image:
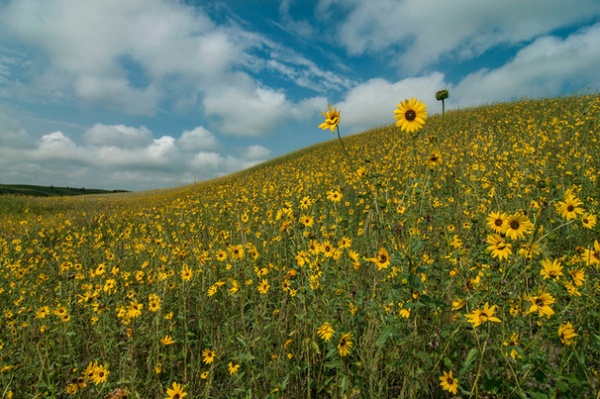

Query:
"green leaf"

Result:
[[459, 347, 479, 377], [527, 392, 549, 399], [376, 325, 399, 347], [409, 274, 423, 291]]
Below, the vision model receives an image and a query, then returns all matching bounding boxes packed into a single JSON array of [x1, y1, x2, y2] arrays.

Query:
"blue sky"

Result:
[[1, 0, 599, 191]]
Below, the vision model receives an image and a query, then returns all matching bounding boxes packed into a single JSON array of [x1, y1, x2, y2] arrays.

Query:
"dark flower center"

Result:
[[510, 220, 520, 230], [495, 219, 503, 226], [567, 205, 574, 212], [535, 298, 545, 307], [405, 110, 416, 121]]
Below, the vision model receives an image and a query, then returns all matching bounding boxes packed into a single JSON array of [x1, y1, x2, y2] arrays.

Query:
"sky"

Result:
[[1, 0, 599, 191]]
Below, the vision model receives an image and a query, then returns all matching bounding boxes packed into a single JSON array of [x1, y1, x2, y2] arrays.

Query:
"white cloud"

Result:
[[0, 120, 275, 190], [203, 74, 291, 137], [0, 0, 244, 112], [335, 72, 447, 133], [321, 0, 600, 71], [453, 23, 600, 106], [83, 124, 153, 148], [177, 127, 219, 152], [244, 145, 271, 161]]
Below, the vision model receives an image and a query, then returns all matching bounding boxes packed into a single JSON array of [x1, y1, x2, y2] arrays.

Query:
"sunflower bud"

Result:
[[436, 89, 449, 101]]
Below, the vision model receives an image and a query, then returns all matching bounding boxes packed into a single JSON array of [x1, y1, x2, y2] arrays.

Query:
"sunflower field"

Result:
[[1, 94, 599, 398]]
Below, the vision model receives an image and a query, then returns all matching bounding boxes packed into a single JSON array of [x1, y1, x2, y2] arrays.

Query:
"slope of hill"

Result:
[[0, 94, 599, 398]]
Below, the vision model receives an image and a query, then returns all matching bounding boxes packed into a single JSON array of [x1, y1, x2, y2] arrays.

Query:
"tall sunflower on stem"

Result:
[[394, 98, 428, 133], [319, 104, 351, 160]]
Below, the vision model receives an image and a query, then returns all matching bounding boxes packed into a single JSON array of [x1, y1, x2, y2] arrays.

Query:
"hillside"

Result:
[[0, 94, 599, 398]]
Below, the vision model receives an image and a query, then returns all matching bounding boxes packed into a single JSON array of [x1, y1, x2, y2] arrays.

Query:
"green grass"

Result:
[[0, 94, 599, 398], [0, 184, 129, 197]]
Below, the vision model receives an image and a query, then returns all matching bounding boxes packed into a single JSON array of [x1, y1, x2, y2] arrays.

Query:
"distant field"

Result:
[[0, 183, 129, 197], [0, 94, 599, 398]]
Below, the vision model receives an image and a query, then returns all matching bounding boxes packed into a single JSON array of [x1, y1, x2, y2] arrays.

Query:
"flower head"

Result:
[[465, 302, 501, 328], [228, 362, 240, 375], [318, 104, 341, 132], [439, 370, 459, 394], [558, 322, 577, 345], [504, 213, 533, 240], [202, 348, 215, 365], [394, 98, 428, 133], [317, 322, 335, 342], [337, 332, 353, 357], [165, 382, 187, 399], [540, 258, 563, 280], [486, 234, 512, 260], [487, 211, 508, 234], [526, 292, 555, 318], [555, 194, 584, 221]]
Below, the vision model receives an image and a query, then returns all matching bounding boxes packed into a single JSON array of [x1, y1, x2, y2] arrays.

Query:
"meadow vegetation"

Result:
[[0, 94, 599, 398]]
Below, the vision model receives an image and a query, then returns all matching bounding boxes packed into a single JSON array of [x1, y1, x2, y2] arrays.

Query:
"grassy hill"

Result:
[[0, 94, 599, 398]]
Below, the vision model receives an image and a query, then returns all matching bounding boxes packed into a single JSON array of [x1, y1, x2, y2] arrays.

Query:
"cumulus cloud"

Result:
[[83, 124, 153, 148], [0, 122, 272, 191], [176, 127, 219, 152], [453, 23, 600, 106], [320, 0, 600, 71], [203, 75, 291, 137], [335, 72, 447, 133]]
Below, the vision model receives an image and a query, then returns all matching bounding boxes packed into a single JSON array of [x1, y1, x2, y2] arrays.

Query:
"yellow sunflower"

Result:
[[318, 104, 341, 132], [439, 370, 459, 394], [394, 98, 428, 133], [165, 382, 187, 399]]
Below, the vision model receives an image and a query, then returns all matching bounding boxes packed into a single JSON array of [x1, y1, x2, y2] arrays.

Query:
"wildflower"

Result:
[[228, 362, 240, 375], [558, 322, 577, 345], [568, 268, 585, 286], [451, 298, 466, 311], [555, 195, 584, 221], [208, 284, 220, 296], [486, 234, 512, 260], [582, 240, 600, 266], [503, 332, 521, 360], [439, 370, 459, 395], [91, 363, 109, 385], [229, 244, 245, 260], [215, 249, 227, 262], [581, 213, 597, 229], [202, 348, 215, 365], [258, 279, 270, 295], [36, 306, 50, 319], [518, 242, 541, 258], [317, 322, 335, 342], [540, 258, 563, 280], [180, 264, 193, 282], [299, 215, 314, 228], [318, 104, 341, 132], [486, 211, 508, 234], [337, 332, 353, 357], [160, 335, 175, 346], [165, 382, 187, 399], [200, 371, 209, 380], [427, 151, 442, 167], [367, 247, 391, 270], [229, 279, 240, 294], [504, 213, 533, 240], [465, 302, 501, 328], [326, 189, 343, 202], [526, 292, 555, 318], [394, 98, 428, 133], [148, 294, 161, 312]]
